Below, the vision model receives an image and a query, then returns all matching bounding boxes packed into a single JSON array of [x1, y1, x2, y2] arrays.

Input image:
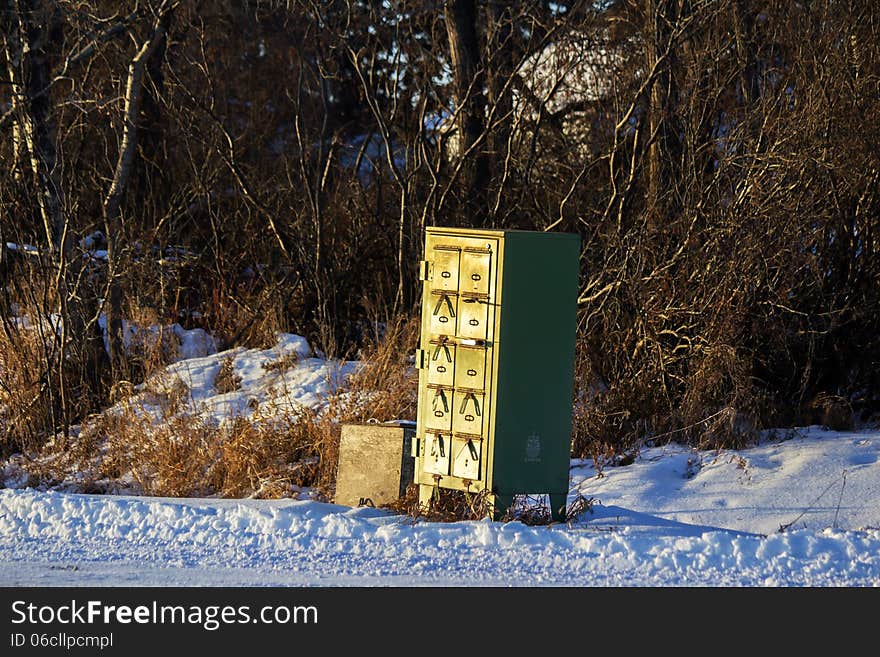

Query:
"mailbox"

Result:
[[413, 227, 580, 520]]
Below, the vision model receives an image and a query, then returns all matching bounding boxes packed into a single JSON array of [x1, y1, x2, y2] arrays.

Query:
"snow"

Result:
[[5, 241, 40, 256], [517, 34, 624, 112], [1, 332, 879, 587], [147, 331, 353, 423]]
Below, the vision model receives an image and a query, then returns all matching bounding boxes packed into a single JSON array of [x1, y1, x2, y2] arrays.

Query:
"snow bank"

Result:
[[1, 487, 878, 586]]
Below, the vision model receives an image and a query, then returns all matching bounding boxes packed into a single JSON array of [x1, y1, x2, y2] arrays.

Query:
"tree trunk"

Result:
[[9, 0, 62, 251], [2, 30, 25, 183], [485, 2, 514, 225], [645, 0, 684, 223], [134, 11, 171, 233], [444, 0, 489, 226]]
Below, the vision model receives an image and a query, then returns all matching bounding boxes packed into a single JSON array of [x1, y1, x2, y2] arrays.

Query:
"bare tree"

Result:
[[103, 0, 177, 383], [2, 0, 878, 459]]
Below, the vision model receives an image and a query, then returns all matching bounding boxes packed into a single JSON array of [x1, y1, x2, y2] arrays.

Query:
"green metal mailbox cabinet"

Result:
[[413, 226, 580, 520]]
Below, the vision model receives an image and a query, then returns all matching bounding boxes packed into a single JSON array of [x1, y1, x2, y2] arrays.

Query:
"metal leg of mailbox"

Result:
[[418, 483, 434, 514], [489, 493, 515, 521], [549, 493, 567, 523]]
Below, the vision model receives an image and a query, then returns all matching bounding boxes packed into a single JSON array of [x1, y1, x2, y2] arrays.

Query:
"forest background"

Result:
[[1, 0, 878, 500]]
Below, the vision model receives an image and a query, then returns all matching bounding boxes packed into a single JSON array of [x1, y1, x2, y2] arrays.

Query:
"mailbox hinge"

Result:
[[418, 260, 432, 281]]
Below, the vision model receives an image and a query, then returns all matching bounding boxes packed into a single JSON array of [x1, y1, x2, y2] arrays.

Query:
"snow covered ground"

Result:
[[1, 333, 879, 587]]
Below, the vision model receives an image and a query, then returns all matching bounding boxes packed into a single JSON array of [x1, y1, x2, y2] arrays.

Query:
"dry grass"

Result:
[[308, 314, 419, 501], [0, 299, 186, 460], [262, 350, 301, 373], [385, 486, 595, 525], [569, 343, 641, 474], [5, 312, 420, 502], [801, 393, 854, 431], [124, 315, 185, 385], [19, 396, 341, 499], [0, 319, 62, 456], [203, 280, 289, 350], [336, 314, 420, 425], [384, 485, 496, 522], [214, 355, 242, 394], [215, 406, 340, 499]]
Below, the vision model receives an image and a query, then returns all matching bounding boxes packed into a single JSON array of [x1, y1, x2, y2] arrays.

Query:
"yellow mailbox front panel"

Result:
[[416, 230, 498, 493]]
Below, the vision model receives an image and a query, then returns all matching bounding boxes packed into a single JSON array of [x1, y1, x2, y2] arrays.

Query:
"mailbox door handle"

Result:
[[432, 344, 452, 363], [432, 388, 449, 413], [459, 392, 481, 416], [432, 293, 456, 318]]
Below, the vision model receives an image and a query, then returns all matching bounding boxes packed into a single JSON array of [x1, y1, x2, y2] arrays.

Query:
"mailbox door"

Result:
[[459, 247, 492, 295], [430, 244, 461, 292], [425, 385, 454, 432], [423, 430, 451, 476], [454, 343, 488, 390], [451, 435, 482, 480], [453, 389, 485, 436], [429, 290, 458, 336], [427, 339, 456, 388], [457, 246, 494, 340]]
